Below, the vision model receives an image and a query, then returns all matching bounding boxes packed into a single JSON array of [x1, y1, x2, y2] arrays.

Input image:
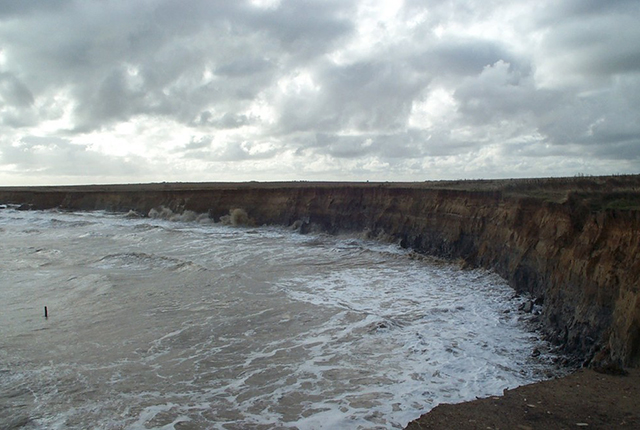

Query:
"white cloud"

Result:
[[0, 0, 638, 185]]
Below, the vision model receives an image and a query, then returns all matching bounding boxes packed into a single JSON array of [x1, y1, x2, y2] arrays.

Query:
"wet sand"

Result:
[[406, 368, 640, 429]]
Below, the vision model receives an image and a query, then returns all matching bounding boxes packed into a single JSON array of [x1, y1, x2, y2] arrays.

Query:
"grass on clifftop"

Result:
[[1, 174, 639, 210], [422, 174, 640, 209]]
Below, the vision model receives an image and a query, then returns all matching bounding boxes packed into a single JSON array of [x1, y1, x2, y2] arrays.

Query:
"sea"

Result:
[[0, 207, 563, 429]]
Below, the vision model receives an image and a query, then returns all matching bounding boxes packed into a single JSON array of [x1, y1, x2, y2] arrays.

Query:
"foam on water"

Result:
[[0, 209, 563, 429]]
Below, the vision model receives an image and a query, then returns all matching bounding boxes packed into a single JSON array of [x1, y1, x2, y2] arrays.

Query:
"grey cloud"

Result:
[[412, 38, 527, 78], [214, 142, 253, 162], [278, 58, 429, 134], [498, 141, 580, 159], [0, 0, 72, 18], [0, 72, 37, 128], [591, 140, 640, 160], [306, 132, 428, 160], [538, 78, 640, 155], [249, 0, 355, 57], [453, 61, 557, 125], [82, 69, 136, 126], [1, 0, 354, 133], [537, 0, 640, 23], [410, 130, 479, 157], [212, 141, 278, 162], [313, 133, 377, 159], [192, 112, 253, 129], [542, 18, 640, 77], [215, 57, 275, 77], [449, 55, 640, 163], [183, 136, 212, 151], [1, 0, 640, 182], [0, 137, 144, 177], [535, 1, 640, 79], [374, 133, 425, 159], [0, 72, 34, 107]]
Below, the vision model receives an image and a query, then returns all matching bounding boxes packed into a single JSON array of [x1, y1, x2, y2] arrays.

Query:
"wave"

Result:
[[92, 252, 205, 272], [49, 218, 95, 228], [148, 207, 212, 224]]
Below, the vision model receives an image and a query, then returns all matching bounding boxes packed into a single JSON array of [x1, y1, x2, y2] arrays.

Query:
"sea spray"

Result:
[[0, 208, 565, 429], [148, 206, 211, 224]]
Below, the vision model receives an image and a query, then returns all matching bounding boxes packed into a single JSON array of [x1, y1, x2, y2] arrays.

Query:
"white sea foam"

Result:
[[0, 208, 564, 429]]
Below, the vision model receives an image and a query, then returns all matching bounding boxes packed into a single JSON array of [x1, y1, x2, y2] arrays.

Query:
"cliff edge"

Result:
[[1, 176, 639, 370]]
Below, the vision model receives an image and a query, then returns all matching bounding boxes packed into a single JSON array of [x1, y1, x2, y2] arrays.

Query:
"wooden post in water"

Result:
[[44, 306, 48, 318]]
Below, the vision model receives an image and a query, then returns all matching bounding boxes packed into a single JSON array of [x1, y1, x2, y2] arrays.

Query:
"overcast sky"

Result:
[[0, 0, 639, 185]]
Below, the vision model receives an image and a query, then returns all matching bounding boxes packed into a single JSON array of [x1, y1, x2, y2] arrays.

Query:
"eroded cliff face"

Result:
[[1, 183, 639, 367]]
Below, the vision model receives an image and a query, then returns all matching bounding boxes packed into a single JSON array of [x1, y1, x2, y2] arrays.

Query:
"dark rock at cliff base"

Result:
[[592, 362, 629, 376], [519, 300, 534, 313], [588, 347, 629, 375], [16, 203, 33, 211]]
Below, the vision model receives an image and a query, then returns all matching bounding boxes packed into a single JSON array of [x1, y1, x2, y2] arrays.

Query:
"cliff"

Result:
[[1, 176, 639, 368]]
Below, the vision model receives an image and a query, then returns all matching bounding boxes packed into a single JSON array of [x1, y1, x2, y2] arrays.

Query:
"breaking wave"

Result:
[[92, 252, 205, 272], [148, 206, 210, 223], [0, 208, 565, 429]]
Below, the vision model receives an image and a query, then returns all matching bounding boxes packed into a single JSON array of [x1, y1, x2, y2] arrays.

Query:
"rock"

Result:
[[524, 301, 534, 313], [590, 347, 629, 375], [519, 300, 534, 313]]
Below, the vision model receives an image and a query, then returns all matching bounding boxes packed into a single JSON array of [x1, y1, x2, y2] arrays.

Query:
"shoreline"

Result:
[[1, 175, 639, 427]]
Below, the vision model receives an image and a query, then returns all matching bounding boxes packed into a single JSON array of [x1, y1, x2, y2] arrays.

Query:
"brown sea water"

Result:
[[0, 209, 562, 429]]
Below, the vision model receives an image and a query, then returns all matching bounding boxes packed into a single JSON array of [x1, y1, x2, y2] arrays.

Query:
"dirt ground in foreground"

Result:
[[406, 368, 640, 430]]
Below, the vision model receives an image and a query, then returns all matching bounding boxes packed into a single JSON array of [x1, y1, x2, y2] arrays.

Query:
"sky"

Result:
[[0, 0, 639, 185]]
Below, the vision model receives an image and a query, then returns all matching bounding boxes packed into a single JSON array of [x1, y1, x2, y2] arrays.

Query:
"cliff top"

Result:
[[2, 174, 640, 210]]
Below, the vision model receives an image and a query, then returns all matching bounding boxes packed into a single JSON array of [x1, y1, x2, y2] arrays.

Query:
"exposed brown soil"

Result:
[[406, 368, 640, 429]]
